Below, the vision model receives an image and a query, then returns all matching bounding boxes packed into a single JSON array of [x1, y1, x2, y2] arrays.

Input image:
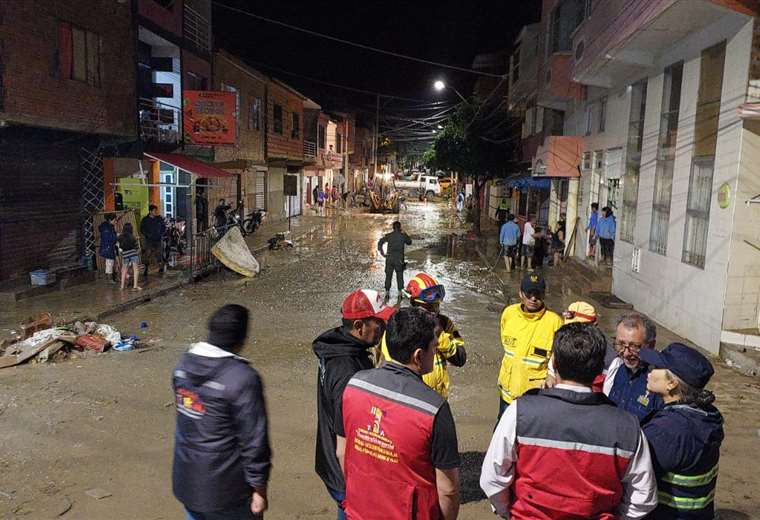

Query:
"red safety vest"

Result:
[[342, 364, 445, 520], [511, 388, 640, 520]]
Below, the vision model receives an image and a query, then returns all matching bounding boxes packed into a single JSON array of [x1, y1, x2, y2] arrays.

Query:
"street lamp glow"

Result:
[[434, 80, 446, 91], [437, 124, 443, 129]]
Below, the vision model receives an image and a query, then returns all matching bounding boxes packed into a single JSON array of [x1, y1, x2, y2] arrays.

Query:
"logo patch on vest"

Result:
[[637, 394, 650, 407], [352, 405, 399, 464], [176, 388, 206, 419]]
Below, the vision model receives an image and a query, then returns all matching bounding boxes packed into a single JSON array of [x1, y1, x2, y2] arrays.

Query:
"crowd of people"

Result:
[[168, 230, 723, 520]]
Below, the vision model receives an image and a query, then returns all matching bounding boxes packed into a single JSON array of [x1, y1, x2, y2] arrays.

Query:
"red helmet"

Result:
[[404, 273, 446, 304]]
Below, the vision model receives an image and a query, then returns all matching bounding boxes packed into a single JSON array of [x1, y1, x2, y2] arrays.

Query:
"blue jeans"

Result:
[[327, 487, 346, 520], [186, 500, 262, 520]]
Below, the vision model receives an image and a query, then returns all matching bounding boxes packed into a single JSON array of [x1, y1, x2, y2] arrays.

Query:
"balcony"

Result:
[[139, 97, 180, 145], [532, 136, 583, 178], [304, 140, 317, 160], [184, 4, 211, 53], [538, 53, 584, 111], [572, 0, 752, 88]]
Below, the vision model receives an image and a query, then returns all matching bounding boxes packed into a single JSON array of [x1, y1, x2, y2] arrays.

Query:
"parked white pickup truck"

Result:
[[393, 173, 441, 197]]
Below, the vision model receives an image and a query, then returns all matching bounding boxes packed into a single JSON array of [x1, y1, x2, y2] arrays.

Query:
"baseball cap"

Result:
[[639, 342, 714, 389], [521, 271, 546, 294], [341, 289, 397, 321], [564, 301, 597, 324]]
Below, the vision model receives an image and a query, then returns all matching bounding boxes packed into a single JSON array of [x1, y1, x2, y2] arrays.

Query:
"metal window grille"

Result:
[[682, 157, 714, 268], [649, 62, 683, 255], [621, 80, 647, 243]]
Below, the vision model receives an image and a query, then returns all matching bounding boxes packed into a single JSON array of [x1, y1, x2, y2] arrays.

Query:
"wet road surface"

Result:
[[1, 202, 758, 519]]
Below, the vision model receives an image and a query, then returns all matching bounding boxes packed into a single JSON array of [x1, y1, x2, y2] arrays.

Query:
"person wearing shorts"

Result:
[[521, 219, 535, 270], [117, 223, 142, 291]]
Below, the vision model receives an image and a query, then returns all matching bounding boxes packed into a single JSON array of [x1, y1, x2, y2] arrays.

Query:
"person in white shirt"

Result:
[[520, 219, 535, 271], [480, 323, 657, 519]]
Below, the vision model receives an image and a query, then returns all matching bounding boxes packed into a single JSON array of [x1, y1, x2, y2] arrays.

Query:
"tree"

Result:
[[429, 98, 521, 235]]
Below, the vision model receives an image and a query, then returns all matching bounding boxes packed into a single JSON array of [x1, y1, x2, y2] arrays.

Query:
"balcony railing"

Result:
[[304, 140, 317, 159], [139, 97, 180, 145], [184, 4, 211, 53]]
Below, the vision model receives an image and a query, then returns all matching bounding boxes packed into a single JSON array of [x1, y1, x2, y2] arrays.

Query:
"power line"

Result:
[[213, 1, 505, 78], [237, 58, 428, 102]]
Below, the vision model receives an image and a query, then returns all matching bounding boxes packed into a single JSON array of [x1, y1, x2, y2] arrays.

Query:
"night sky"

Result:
[[212, 1, 541, 119]]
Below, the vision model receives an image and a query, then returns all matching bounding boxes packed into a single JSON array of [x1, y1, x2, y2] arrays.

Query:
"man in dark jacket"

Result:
[[172, 304, 271, 520], [140, 204, 166, 277], [313, 289, 396, 520], [377, 221, 412, 300]]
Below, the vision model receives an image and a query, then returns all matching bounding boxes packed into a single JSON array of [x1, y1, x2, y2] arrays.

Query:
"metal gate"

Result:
[[79, 147, 105, 258], [255, 170, 266, 209]]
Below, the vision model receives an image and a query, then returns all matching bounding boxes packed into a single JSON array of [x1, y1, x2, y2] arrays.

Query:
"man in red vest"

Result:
[[480, 323, 658, 519], [336, 307, 461, 520]]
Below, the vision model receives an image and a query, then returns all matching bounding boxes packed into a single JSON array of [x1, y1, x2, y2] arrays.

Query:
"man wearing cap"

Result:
[[337, 307, 461, 520], [641, 343, 724, 519], [481, 323, 658, 519], [603, 312, 664, 422], [545, 301, 598, 389], [496, 271, 563, 419], [378, 221, 413, 300], [313, 289, 396, 520], [172, 305, 271, 519]]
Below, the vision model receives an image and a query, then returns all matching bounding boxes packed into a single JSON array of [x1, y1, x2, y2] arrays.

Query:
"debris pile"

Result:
[[0, 314, 137, 369]]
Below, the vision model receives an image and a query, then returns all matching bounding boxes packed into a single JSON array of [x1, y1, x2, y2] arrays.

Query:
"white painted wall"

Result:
[[613, 19, 753, 354]]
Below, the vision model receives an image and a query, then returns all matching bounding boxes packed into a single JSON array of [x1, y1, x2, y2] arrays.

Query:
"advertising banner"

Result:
[[183, 91, 237, 145]]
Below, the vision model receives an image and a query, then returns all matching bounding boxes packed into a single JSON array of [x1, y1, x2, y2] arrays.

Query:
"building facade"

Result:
[[514, 0, 760, 354], [0, 0, 136, 282]]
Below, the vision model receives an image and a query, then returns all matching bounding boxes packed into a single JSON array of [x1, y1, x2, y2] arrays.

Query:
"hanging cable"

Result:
[[213, 1, 505, 78]]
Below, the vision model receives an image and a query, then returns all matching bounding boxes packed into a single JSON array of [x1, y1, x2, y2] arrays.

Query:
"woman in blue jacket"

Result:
[[98, 213, 118, 283], [640, 343, 724, 520]]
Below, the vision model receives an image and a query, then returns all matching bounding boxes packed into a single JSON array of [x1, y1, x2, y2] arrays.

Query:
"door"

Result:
[[254, 170, 266, 210], [603, 147, 623, 211]]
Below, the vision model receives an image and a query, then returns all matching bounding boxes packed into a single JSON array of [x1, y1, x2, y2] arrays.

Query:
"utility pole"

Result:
[[372, 94, 379, 178]]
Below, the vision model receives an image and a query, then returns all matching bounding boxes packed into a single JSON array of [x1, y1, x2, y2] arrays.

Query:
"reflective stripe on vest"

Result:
[[661, 464, 718, 487], [657, 489, 715, 510]]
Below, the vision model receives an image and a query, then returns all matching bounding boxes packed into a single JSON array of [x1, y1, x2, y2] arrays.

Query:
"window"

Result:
[[621, 80, 648, 243], [585, 104, 593, 135], [222, 83, 240, 141], [273, 104, 283, 135], [683, 42, 726, 268], [318, 124, 326, 149], [291, 112, 300, 139], [336, 133, 343, 154], [248, 97, 261, 131], [582, 151, 592, 171], [649, 61, 684, 255], [550, 0, 584, 53], [599, 97, 607, 133], [58, 22, 101, 87], [585, 0, 593, 17]]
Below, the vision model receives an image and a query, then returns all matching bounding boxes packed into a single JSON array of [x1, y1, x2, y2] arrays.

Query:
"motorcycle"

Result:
[[163, 217, 187, 266], [242, 208, 266, 236]]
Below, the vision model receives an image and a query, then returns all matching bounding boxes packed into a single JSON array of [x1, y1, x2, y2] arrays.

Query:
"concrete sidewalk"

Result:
[[0, 212, 326, 342]]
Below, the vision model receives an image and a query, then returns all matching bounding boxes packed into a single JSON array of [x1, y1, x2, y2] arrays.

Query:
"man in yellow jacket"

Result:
[[497, 271, 563, 420], [380, 272, 466, 399]]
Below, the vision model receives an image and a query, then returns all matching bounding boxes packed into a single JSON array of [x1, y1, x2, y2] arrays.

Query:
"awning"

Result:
[[508, 176, 551, 191], [144, 152, 234, 178]]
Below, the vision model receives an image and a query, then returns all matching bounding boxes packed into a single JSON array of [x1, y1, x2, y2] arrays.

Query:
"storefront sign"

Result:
[[718, 182, 731, 209], [183, 91, 237, 145]]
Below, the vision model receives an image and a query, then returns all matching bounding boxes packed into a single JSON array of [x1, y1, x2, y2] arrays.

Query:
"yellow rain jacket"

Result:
[[381, 315, 465, 400], [498, 303, 563, 404]]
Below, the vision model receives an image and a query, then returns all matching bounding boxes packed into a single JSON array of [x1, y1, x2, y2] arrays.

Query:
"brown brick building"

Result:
[[0, 0, 136, 282]]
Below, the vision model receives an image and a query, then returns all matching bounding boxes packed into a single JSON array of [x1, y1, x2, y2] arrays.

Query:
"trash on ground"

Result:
[[0, 318, 137, 369], [268, 232, 294, 250], [211, 226, 261, 277]]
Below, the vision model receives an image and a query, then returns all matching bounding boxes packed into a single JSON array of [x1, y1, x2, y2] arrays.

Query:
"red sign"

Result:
[[183, 90, 237, 145]]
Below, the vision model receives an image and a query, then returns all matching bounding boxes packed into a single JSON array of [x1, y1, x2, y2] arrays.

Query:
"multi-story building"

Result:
[[212, 50, 267, 217], [0, 0, 136, 283], [571, 0, 760, 355], [266, 79, 308, 220]]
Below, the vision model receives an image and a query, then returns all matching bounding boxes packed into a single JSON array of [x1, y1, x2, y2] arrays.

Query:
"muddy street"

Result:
[[1, 202, 759, 519]]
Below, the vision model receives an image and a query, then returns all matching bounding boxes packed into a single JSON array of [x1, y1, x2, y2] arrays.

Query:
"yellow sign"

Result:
[[718, 183, 731, 209]]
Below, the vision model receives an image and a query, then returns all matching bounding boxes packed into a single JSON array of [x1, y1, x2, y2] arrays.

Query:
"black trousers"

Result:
[[600, 238, 615, 260], [385, 260, 405, 292]]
